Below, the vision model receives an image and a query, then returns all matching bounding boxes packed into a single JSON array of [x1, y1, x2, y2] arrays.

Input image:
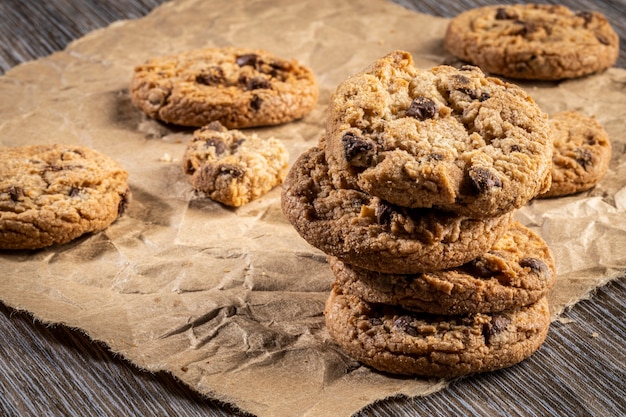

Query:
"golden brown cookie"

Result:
[[329, 221, 556, 315], [444, 4, 619, 80], [130, 46, 318, 128], [324, 286, 551, 378], [182, 121, 289, 207], [0, 144, 131, 250], [539, 111, 612, 198], [324, 50, 552, 218], [281, 146, 513, 274]]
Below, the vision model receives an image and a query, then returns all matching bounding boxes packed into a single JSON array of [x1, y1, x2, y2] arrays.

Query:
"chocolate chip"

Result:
[[467, 167, 502, 194], [205, 138, 227, 155], [514, 20, 538, 36], [585, 134, 597, 146], [519, 257, 549, 275], [200, 121, 226, 132], [575, 148, 594, 170], [576, 10, 594, 26], [195, 66, 225, 85], [245, 76, 271, 90], [218, 164, 245, 178], [69, 187, 81, 197], [495, 7, 517, 20], [482, 315, 511, 344], [236, 53, 260, 67], [478, 92, 491, 102], [375, 200, 395, 225], [596, 35, 610, 46], [250, 94, 263, 110], [393, 316, 418, 337], [341, 132, 376, 167], [370, 318, 383, 326], [509, 144, 521, 153], [466, 257, 498, 278], [117, 189, 131, 216], [406, 97, 438, 120], [7, 186, 24, 202]]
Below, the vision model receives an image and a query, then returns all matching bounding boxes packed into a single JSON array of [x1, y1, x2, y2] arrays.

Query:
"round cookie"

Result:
[[130, 46, 319, 128], [182, 121, 289, 207], [444, 4, 619, 80], [538, 111, 612, 198], [324, 286, 551, 378], [329, 221, 556, 315], [0, 144, 131, 250], [281, 146, 513, 274], [324, 50, 552, 218]]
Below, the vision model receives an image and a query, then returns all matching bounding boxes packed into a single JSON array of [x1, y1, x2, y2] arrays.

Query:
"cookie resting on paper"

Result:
[[0, 144, 131, 250], [130, 46, 319, 128]]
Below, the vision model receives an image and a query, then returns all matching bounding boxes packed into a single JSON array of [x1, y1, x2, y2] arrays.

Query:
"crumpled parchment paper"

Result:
[[1, 0, 625, 416]]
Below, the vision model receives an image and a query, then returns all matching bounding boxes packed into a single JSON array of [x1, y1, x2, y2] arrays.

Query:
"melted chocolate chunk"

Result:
[[195, 66, 225, 85], [596, 35, 610, 46], [370, 318, 383, 326], [200, 121, 227, 132], [575, 147, 594, 170], [205, 138, 227, 155], [393, 316, 418, 337], [117, 189, 131, 216], [519, 257, 549, 275], [245, 76, 271, 90], [341, 132, 376, 167], [69, 187, 81, 197], [218, 164, 245, 178], [406, 97, 438, 120], [250, 94, 263, 110], [575, 10, 594, 27], [236, 53, 260, 67], [375, 200, 395, 225], [7, 186, 24, 202], [509, 144, 521, 153], [466, 257, 498, 278], [514, 20, 538, 36], [468, 167, 503, 194], [482, 315, 511, 344], [495, 7, 517, 20]]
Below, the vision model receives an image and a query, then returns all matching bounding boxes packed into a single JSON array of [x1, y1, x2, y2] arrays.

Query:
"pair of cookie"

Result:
[[282, 50, 556, 378], [131, 47, 319, 207]]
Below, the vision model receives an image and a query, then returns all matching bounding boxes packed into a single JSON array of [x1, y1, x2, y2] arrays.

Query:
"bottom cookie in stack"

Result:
[[324, 221, 556, 378]]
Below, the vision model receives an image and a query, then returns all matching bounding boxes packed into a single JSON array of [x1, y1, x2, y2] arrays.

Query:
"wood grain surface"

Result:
[[0, 1, 625, 416]]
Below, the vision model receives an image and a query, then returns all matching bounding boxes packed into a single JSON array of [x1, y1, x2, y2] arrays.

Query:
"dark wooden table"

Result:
[[1, 1, 624, 416]]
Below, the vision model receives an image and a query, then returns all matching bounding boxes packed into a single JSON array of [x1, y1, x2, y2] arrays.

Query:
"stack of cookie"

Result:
[[282, 50, 557, 378]]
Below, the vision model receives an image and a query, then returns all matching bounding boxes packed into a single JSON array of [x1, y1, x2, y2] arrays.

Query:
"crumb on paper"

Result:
[[592, 332, 599, 338], [556, 317, 575, 324], [159, 153, 179, 163]]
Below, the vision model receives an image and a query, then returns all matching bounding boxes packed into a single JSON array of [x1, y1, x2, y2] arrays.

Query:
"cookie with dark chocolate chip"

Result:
[[324, 51, 552, 218], [538, 111, 612, 198], [281, 146, 512, 274], [0, 144, 131, 250], [324, 285, 551, 378], [130, 47, 318, 128], [329, 221, 555, 315], [444, 4, 619, 80], [183, 121, 289, 207]]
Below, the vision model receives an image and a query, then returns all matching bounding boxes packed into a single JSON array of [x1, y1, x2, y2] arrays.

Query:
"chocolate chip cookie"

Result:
[[281, 146, 512, 274], [329, 221, 555, 315], [324, 50, 552, 218], [183, 121, 289, 207], [0, 144, 131, 250], [444, 4, 619, 80], [539, 111, 612, 198], [324, 286, 550, 378], [130, 46, 318, 128]]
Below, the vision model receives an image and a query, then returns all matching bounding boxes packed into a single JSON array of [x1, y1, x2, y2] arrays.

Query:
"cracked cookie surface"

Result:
[[324, 286, 550, 378], [130, 46, 318, 128], [329, 221, 555, 315], [324, 51, 552, 218], [0, 144, 131, 250], [444, 4, 619, 80], [281, 146, 512, 274], [539, 111, 612, 198], [183, 121, 289, 207]]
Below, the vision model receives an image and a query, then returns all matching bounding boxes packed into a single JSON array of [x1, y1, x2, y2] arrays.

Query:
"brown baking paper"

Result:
[[1, 0, 625, 416]]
